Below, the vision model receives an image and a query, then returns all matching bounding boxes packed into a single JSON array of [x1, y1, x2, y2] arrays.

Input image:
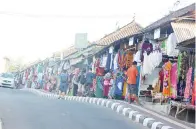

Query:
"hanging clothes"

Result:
[[37, 64, 43, 73], [125, 52, 133, 68], [163, 61, 172, 97], [118, 50, 125, 70], [113, 53, 119, 70], [184, 67, 193, 99], [142, 52, 150, 75], [177, 77, 186, 97], [142, 50, 162, 75], [159, 69, 164, 92], [141, 41, 153, 62], [192, 77, 196, 105], [180, 52, 188, 80], [122, 82, 128, 100], [114, 72, 124, 96], [134, 50, 141, 63], [166, 33, 179, 57], [109, 46, 114, 70], [92, 56, 96, 73], [136, 66, 141, 96], [100, 55, 108, 67], [170, 63, 177, 98], [106, 53, 112, 71], [177, 53, 182, 79]]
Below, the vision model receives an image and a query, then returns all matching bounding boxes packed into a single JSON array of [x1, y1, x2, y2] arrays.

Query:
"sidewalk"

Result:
[[22, 88, 195, 129]]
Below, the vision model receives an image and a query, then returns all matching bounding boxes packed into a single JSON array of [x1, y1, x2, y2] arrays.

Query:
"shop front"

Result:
[[138, 19, 195, 123]]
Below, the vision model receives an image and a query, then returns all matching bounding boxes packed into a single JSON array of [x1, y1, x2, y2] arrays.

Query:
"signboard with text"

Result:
[[75, 33, 88, 49]]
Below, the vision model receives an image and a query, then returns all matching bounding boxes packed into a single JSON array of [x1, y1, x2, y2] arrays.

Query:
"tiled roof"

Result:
[[61, 21, 142, 58], [62, 46, 77, 58], [171, 20, 195, 43], [143, 3, 195, 32], [96, 21, 143, 46], [62, 42, 92, 58]]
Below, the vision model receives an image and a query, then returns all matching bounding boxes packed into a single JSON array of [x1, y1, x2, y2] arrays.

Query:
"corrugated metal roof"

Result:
[[171, 20, 195, 43], [143, 3, 195, 32], [96, 21, 143, 46]]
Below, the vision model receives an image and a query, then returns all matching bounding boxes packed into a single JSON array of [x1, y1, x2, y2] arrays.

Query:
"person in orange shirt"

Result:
[[126, 61, 139, 104]]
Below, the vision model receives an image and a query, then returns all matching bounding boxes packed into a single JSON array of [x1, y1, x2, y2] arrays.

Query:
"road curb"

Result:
[[22, 88, 174, 129]]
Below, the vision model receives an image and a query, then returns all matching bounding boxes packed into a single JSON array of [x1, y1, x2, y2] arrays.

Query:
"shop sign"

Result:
[[75, 33, 88, 49]]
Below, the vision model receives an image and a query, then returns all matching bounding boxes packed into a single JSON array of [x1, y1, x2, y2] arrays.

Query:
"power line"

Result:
[[0, 11, 132, 19]]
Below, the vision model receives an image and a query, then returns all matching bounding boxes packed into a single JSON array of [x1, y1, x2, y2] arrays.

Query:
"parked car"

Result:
[[0, 73, 15, 89]]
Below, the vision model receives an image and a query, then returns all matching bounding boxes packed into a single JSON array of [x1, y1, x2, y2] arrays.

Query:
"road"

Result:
[[0, 87, 146, 129]]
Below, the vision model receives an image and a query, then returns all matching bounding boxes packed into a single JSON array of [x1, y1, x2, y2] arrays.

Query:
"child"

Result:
[[103, 72, 112, 98]]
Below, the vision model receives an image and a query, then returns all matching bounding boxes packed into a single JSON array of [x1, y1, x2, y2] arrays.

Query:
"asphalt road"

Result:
[[0, 87, 146, 129]]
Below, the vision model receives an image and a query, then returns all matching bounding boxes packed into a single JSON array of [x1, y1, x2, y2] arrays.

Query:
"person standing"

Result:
[[78, 69, 86, 96], [59, 70, 69, 99], [126, 61, 139, 104], [85, 68, 95, 96], [72, 68, 80, 96]]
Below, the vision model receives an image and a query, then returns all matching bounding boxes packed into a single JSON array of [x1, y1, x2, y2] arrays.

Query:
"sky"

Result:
[[0, 0, 194, 65]]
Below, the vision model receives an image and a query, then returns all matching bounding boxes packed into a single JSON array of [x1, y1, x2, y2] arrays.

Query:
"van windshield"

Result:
[[0, 73, 14, 79]]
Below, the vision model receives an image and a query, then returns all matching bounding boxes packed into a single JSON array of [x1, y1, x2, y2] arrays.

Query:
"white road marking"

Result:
[[122, 108, 131, 116], [151, 122, 163, 129], [116, 105, 124, 113], [131, 104, 193, 129], [111, 103, 120, 110], [143, 118, 155, 126], [161, 126, 173, 129], [135, 114, 142, 122], [128, 110, 138, 119], [101, 100, 105, 106], [89, 98, 93, 103], [0, 118, 3, 129], [106, 101, 111, 107]]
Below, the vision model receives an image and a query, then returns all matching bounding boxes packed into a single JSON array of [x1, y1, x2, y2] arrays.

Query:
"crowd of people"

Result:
[[36, 61, 140, 104], [16, 60, 140, 104]]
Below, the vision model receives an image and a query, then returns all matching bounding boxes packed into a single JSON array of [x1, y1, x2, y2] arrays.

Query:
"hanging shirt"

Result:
[[100, 55, 108, 67], [134, 50, 141, 63], [113, 53, 119, 70], [142, 52, 150, 75], [125, 52, 133, 69], [106, 53, 112, 71], [163, 61, 172, 97], [170, 63, 177, 98], [166, 33, 179, 57], [118, 50, 125, 70], [141, 42, 153, 62], [184, 67, 193, 99]]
